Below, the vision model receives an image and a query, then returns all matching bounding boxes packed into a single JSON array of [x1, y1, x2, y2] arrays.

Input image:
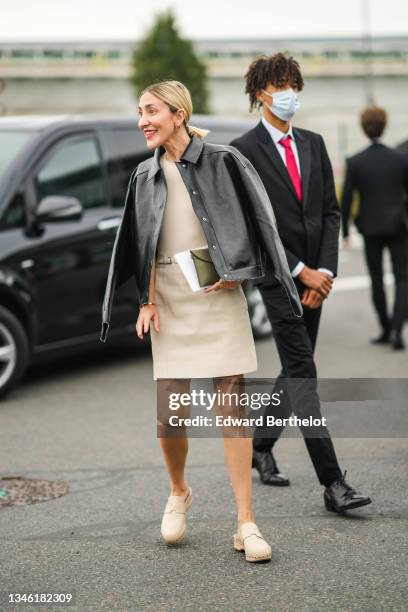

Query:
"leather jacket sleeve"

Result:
[[100, 169, 138, 342], [227, 148, 303, 318]]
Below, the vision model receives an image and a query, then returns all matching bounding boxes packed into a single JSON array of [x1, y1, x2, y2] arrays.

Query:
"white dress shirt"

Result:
[[261, 117, 301, 176], [261, 117, 334, 280]]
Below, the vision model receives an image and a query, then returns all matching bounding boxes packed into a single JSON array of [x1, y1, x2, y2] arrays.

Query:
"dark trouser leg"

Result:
[[303, 302, 322, 353], [387, 232, 408, 336], [255, 296, 321, 449], [253, 283, 342, 486], [363, 235, 390, 332]]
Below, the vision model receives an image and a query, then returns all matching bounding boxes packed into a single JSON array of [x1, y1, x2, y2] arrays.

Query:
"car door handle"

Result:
[[20, 259, 34, 269], [97, 217, 121, 231]]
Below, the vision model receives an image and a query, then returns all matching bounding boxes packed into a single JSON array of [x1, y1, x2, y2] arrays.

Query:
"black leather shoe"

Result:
[[391, 334, 405, 350], [370, 330, 390, 344], [324, 471, 372, 512], [252, 450, 290, 486]]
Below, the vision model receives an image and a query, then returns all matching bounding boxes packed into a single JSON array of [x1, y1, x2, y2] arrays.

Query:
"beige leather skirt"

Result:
[[149, 254, 258, 380]]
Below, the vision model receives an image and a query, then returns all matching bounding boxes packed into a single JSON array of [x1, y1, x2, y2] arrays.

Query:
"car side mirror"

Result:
[[36, 196, 83, 223]]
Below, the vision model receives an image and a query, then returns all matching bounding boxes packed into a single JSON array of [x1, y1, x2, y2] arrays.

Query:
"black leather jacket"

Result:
[[100, 134, 302, 342]]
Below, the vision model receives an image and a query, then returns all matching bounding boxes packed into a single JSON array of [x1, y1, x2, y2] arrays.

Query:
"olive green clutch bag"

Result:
[[190, 247, 219, 287]]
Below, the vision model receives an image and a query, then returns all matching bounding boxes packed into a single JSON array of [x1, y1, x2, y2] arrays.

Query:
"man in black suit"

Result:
[[396, 139, 408, 157], [341, 107, 408, 349], [231, 53, 371, 513], [396, 138, 408, 324]]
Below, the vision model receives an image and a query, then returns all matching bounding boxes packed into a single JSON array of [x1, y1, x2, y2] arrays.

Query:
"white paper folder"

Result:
[[174, 246, 212, 292]]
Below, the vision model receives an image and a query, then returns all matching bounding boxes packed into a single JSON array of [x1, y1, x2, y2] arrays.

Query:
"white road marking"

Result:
[[333, 272, 394, 292]]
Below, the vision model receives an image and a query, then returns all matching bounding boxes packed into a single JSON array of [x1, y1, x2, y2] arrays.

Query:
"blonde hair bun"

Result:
[[186, 124, 210, 139]]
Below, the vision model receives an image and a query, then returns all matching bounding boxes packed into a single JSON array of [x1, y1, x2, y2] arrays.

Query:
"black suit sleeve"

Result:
[[403, 155, 408, 211], [340, 158, 355, 239], [229, 138, 301, 272], [227, 148, 303, 317], [317, 135, 341, 275]]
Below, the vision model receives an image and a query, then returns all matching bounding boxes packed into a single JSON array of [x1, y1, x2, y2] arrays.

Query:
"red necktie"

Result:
[[279, 135, 302, 203]]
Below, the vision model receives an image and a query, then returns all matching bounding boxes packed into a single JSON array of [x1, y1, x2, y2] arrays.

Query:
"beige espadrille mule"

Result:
[[233, 522, 272, 562], [160, 486, 193, 545]]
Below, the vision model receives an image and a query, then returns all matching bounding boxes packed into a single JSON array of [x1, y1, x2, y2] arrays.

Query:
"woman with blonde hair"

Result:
[[100, 79, 302, 562]]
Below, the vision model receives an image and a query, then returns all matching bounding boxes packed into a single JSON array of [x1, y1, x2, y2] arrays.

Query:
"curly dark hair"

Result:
[[360, 106, 387, 139], [244, 52, 304, 112]]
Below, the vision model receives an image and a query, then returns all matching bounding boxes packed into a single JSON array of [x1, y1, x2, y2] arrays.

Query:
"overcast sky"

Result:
[[1, 0, 408, 41]]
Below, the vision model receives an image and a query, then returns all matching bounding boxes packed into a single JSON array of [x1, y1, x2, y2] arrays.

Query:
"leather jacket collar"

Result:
[[147, 134, 204, 181]]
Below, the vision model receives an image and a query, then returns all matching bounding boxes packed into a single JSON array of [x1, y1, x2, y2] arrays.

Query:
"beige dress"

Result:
[[149, 153, 258, 380]]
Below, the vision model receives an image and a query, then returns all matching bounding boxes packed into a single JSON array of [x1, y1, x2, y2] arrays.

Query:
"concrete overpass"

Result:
[[1, 36, 408, 78]]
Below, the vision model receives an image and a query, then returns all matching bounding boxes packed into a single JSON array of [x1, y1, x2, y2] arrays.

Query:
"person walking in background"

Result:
[[341, 106, 408, 350], [231, 53, 372, 513], [396, 138, 408, 158], [396, 137, 408, 324], [100, 80, 305, 562]]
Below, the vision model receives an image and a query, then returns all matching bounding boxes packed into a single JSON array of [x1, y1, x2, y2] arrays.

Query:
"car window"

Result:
[[0, 130, 36, 183], [104, 129, 151, 207], [0, 190, 26, 230], [35, 136, 105, 209]]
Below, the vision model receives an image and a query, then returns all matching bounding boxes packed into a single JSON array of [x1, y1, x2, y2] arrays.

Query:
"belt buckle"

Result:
[[157, 254, 172, 265]]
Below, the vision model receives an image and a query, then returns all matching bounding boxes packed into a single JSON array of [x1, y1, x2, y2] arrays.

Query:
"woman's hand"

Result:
[[204, 279, 241, 293], [136, 305, 160, 340]]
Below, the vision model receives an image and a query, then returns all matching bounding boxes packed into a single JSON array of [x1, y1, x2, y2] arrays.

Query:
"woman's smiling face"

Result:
[[138, 91, 182, 150]]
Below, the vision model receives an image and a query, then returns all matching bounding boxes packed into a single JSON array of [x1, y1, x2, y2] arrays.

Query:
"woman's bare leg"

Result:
[[213, 374, 254, 525], [157, 378, 191, 496]]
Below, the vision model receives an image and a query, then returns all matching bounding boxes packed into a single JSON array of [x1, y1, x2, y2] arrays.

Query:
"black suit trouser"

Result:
[[363, 231, 408, 335], [253, 282, 342, 487]]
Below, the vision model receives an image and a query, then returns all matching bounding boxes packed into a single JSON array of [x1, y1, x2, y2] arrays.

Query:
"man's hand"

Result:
[[301, 288, 324, 309], [298, 266, 333, 298]]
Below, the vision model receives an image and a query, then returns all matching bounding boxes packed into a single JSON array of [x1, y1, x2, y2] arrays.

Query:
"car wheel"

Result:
[[245, 285, 273, 339], [0, 306, 30, 399]]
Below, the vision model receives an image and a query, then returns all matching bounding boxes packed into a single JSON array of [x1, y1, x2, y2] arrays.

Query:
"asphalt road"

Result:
[[0, 240, 407, 612]]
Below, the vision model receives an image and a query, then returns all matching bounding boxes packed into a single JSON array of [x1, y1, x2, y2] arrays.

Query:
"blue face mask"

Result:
[[262, 88, 300, 121]]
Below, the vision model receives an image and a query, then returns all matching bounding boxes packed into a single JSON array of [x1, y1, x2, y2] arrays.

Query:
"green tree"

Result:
[[131, 10, 210, 114]]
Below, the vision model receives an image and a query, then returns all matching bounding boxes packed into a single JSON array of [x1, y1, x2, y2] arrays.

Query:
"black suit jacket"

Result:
[[396, 139, 408, 157], [230, 121, 340, 286], [341, 142, 408, 238]]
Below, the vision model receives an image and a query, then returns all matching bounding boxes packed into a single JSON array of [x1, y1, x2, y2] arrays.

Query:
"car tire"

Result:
[[0, 305, 30, 399]]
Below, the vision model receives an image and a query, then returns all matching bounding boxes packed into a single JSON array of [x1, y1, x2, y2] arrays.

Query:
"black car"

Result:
[[0, 114, 272, 398]]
